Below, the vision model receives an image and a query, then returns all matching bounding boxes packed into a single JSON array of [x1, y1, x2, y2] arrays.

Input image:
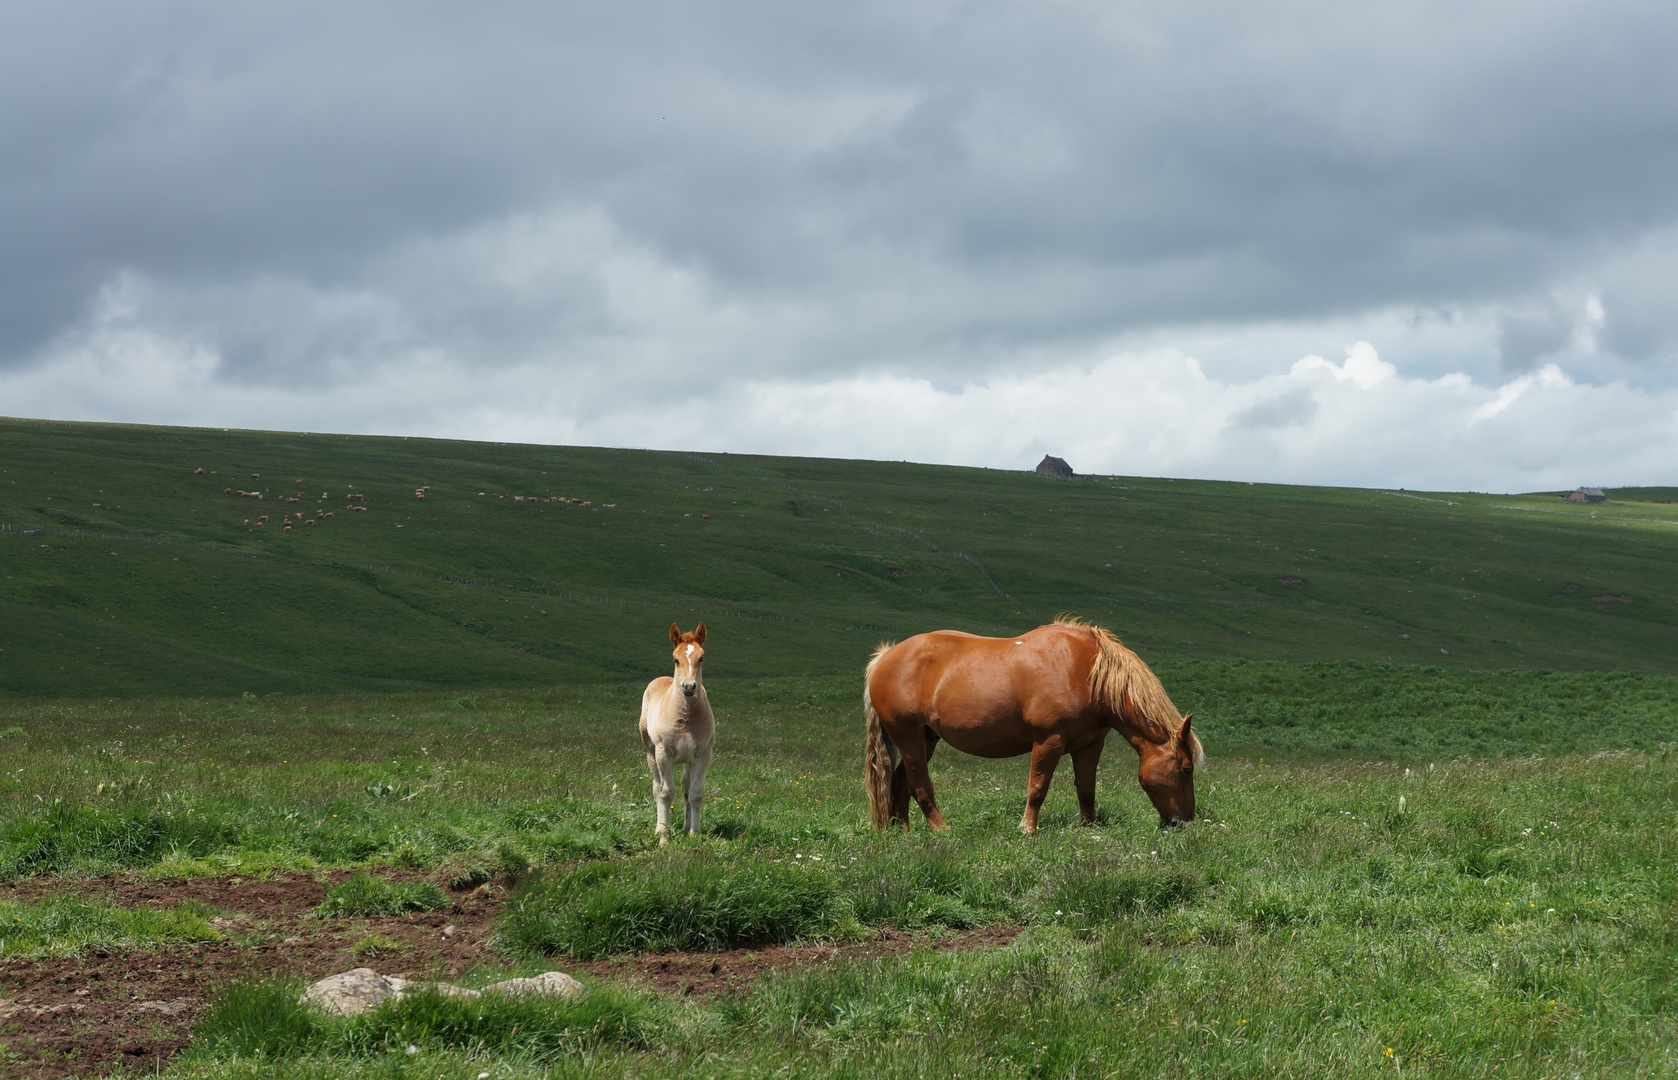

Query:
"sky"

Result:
[[3, 0, 1677, 491]]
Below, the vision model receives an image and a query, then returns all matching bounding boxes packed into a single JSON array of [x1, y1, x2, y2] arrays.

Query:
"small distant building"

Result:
[[1035, 455, 1075, 479], [1563, 488, 1607, 503]]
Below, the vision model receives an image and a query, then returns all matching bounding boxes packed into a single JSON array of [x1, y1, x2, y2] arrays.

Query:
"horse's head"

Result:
[[668, 622, 707, 697], [1135, 713, 1198, 829]]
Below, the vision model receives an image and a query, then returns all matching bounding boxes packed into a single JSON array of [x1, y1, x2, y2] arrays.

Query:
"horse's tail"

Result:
[[863, 642, 897, 830]]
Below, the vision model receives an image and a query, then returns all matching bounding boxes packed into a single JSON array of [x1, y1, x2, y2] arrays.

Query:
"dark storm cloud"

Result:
[[4, 0, 1678, 383], [1230, 389, 1319, 432]]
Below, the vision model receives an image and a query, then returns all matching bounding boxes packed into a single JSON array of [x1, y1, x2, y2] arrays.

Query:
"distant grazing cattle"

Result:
[[194, 468, 204, 474]]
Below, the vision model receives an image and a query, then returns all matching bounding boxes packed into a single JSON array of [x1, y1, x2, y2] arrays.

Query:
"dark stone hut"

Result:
[[1035, 455, 1075, 479]]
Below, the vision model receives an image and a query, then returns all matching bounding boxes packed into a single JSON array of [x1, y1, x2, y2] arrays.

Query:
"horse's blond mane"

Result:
[[1054, 615, 1203, 767]]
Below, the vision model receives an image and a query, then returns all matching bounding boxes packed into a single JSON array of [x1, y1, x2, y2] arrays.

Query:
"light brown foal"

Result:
[[639, 623, 714, 844]]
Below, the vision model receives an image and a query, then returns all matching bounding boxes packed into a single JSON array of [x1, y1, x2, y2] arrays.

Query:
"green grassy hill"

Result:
[[2, 416, 1675, 698]]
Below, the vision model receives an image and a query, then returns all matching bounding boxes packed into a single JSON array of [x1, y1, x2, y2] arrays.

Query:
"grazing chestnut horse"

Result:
[[639, 623, 714, 845], [865, 618, 1201, 832]]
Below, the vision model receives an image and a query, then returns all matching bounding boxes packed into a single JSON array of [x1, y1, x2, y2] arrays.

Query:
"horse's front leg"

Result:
[[1021, 738, 1067, 835], [682, 745, 712, 836], [650, 745, 677, 846], [1070, 737, 1106, 826]]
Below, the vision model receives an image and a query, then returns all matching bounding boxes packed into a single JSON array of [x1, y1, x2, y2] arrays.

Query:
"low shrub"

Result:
[[339, 983, 661, 1056], [312, 873, 451, 918], [0, 804, 233, 879], [0, 895, 221, 958], [844, 844, 1002, 930], [189, 979, 325, 1057], [498, 853, 843, 958]]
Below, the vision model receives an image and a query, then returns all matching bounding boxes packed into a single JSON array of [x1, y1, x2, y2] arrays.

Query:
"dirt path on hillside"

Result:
[[0, 873, 1020, 1077]]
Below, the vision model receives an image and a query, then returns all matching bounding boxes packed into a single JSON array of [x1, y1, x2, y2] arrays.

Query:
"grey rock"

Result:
[[299, 969, 482, 1016], [481, 971, 585, 1000], [301, 969, 401, 1016]]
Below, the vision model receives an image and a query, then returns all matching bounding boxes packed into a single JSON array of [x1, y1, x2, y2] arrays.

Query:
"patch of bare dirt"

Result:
[[0, 872, 499, 1078], [0, 873, 1020, 1077], [577, 925, 1022, 998]]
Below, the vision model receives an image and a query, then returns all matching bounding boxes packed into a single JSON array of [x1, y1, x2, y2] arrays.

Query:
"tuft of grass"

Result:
[[187, 979, 326, 1057], [337, 983, 662, 1057], [434, 839, 531, 890], [1040, 860, 1211, 927], [350, 933, 407, 957], [187, 977, 664, 1061], [498, 853, 844, 958], [312, 873, 451, 918], [0, 894, 221, 958], [0, 802, 234, 880]]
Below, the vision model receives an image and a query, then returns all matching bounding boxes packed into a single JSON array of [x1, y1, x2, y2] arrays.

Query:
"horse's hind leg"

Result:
[[1021, 738, 1067, 835], [897, 730, 948, 831], [682, 746, 712, 837], [1071, 738, 1105, 825], [889, 760, 911, 827]]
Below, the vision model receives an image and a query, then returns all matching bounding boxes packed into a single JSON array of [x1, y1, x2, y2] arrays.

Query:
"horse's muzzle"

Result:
[[1158, 817, 1192, 831], [680, 681, 698, 697]]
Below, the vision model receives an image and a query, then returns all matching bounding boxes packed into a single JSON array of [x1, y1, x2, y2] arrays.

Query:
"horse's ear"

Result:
[[669, 623, 683, 646], [694, 622, 707, 645]]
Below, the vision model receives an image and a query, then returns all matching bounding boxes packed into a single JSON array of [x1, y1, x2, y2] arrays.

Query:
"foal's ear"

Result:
[[669, 622, 683, 647], [693, 622, 707, 645]]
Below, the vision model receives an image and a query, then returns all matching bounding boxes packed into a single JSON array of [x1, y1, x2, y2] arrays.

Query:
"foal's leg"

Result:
[[682, 745, 712, 836], [649, 744, 677, 846], [1021, 738, 1067, 835], [1070, 738, 1106, 825]]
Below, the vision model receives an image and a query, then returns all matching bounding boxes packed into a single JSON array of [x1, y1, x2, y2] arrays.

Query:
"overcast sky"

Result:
[[4, 0, 1677, 490]]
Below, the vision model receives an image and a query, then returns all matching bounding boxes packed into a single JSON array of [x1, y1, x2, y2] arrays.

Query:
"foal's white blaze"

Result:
[[639, 622, 714, 845]]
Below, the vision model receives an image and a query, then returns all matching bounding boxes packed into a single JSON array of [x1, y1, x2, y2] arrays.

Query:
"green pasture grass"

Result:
[[173, 749, 1676, 1076], [0, 662, 1670, 1075], [0, 664, 1673, 880], [3, 417, 1676, 703], [0, 893, 221, 958], [311, 872, 450, 918]]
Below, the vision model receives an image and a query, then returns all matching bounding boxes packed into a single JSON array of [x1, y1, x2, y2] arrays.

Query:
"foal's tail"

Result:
[[863, 642, 897, 830]]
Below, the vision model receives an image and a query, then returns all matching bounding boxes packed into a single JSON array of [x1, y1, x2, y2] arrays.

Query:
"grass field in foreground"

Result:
[[0, 671, 1673, 1077], [3, 416, 1676, 700]]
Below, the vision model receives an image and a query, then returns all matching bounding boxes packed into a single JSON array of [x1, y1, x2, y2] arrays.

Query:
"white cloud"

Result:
[[1289, 342, 1397, 388], [8, 332, 1672, 493]]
